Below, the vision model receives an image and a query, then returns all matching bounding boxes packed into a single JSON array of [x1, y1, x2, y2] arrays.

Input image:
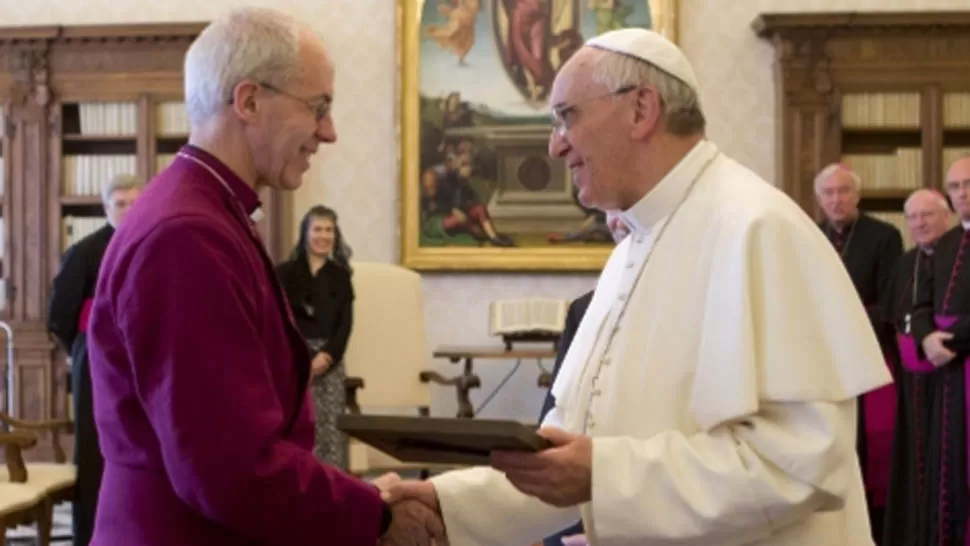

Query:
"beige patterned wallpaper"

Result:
[[2, 0, 966, 419]]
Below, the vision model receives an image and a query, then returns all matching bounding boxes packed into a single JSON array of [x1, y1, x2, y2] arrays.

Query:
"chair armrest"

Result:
[[0, 412, 74, 463], [0, 430, 38, 483], [419, 370, 481, 419], [344, 376, 365, 414]]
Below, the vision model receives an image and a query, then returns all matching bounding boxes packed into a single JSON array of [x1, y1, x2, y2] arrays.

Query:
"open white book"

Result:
[[489, 298, 569, 337]]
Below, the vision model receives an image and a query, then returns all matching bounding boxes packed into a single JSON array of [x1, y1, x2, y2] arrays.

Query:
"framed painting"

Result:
[[398, 0, 679, 271]]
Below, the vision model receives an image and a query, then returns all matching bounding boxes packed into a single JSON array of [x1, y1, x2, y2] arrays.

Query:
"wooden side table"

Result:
[[421, 345, 557, 418]]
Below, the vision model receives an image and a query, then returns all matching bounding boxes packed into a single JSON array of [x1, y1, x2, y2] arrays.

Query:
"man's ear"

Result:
[[631, 86, 662, 140], [229, 80, 261, 122]]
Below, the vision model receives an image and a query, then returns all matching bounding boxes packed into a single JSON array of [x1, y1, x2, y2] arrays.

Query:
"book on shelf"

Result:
[[489, 298, 568, 339], [62, 155, 138, 197], [841, 92, 921, 128], [76, 102, 138, 136], [62, 216, 107, 250], [155, 102, 190, 136], [944, 93, 970, 128], [842, 149, 922, 192], [944, 147, 970, 179]]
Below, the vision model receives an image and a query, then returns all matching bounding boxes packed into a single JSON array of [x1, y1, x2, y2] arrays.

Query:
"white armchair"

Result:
[[342, 262, 456, 476]]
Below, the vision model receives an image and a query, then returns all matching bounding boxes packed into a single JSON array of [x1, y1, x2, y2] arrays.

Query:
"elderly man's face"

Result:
[[247, 30, 336, 191], [547, 48, 641, 211], [816, 169, 860, 225], [904, 190, 951, 247], [104, 187, 141, 228], [945, 158, 970, 221]]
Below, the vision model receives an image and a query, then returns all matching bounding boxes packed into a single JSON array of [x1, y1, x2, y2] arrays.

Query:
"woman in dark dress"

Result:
[[276, 205, 354, 469]]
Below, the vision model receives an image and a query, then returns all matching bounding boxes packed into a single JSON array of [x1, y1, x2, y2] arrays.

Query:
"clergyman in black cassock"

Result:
[[47, 176, 141, 546], [891, 223, 970, 545], [538, 290, 592, 546], [888, 158, 970, 545], [48, 224, 114, 545], [881, 188, 955, 546], [815, 164, 903, 542]]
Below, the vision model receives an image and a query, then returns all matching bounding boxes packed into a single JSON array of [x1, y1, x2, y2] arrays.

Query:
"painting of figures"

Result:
[[399, 0, 679, 271]]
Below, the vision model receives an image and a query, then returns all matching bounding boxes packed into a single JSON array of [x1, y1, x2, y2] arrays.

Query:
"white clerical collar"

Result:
[[618, 139, 719, 235], [963, 220, 970, 231]]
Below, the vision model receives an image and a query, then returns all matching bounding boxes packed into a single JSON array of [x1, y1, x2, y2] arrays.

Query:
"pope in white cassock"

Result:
[[383, 28, 892, 546]]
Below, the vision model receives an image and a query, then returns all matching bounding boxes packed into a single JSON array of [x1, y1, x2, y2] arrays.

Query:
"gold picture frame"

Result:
[[398, 0, 679, 271]]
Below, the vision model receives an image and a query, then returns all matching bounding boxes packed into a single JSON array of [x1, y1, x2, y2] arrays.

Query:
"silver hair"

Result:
[[184, 7, 305, 127], [904, 189, 951, 213], [814, 163, 862, 194], [588, 49, 705, 135], [101, 173, 143, 204]]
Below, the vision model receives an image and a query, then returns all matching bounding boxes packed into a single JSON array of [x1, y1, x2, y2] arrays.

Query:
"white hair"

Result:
[[904, 189, 951, 214], [184, 7, 305, 127], [814, 163, 861, 194], [101, 173, 143, 204], [589, 50, 705, 135]]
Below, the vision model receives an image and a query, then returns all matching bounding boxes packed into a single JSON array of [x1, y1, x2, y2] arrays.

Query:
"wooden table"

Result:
[[421, 345, 558, 418]]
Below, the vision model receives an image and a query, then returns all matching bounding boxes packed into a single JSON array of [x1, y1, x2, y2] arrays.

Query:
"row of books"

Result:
[[70, 101, 189, 136], [155, 102, 190, 136], [841, 93, 921, 128], [943, 93, 970, 128], [61, 155, 138, 197], [77, 102, 138, 136], [842, 149, 923, 191], [62, 216, 106, 250], [943, 147, 970, 179], [841, 91, 970, 128]]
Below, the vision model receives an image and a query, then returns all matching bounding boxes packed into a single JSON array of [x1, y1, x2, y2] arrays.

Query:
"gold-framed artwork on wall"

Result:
[[398, 0, 679, 271]]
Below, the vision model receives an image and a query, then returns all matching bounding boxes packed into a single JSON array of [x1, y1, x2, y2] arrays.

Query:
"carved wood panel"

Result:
[[754, 11, 970, 215]]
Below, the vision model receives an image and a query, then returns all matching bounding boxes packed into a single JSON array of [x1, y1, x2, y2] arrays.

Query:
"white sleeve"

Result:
[[431, 465, 581, 546], [588, 399, 857, 545]]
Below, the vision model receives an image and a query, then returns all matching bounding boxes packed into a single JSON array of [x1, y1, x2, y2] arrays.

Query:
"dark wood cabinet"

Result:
[[754, 11, 970, 246]]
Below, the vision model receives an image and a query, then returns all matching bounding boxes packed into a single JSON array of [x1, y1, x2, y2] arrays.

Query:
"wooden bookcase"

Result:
[[0, 23, 286, 458], [753, 11, 970, 248]]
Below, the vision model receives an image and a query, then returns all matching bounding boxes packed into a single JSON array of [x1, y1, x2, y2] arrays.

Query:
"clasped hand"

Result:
[[371, 473, 447, 546], [923, 330, 956, 367], [370, 427, 591, 545]]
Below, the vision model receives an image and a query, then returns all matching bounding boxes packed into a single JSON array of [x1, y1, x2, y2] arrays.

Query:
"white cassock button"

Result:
[[603, 357, 611, 366], [592, 388, 602, 396], [618, 293, 627, 302], [626, 261, 635, 269], [587, 421, 596, 430]]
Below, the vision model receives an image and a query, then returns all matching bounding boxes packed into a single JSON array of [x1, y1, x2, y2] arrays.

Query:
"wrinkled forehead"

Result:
[[295, 32, 334, 93], [550, 48, 606, 107], [109, 187, 140, 200], [946, 158, 970, 182], [906, 198, 937, 215], [821, 170, 856, 188]]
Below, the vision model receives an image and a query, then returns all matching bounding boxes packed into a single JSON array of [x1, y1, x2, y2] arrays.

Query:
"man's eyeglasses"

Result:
[[227, 81, 332, 122], [550, 85, 637, 136]]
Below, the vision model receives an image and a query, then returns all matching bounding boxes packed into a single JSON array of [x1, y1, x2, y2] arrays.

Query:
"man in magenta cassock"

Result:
[[85, 7, 441, 546]]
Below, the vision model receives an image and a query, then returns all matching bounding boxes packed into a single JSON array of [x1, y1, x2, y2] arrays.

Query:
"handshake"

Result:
[[371, 473, 447, 546], [368, 426, 594, 546]]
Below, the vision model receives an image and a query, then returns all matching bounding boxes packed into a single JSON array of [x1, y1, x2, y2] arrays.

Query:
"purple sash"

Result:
[[896, 314, 970, 538], [862, 348, 897, 508]]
